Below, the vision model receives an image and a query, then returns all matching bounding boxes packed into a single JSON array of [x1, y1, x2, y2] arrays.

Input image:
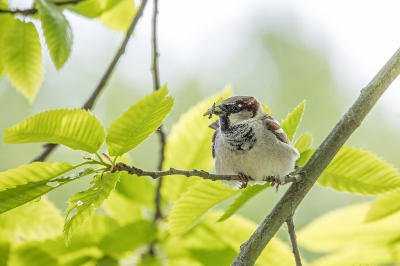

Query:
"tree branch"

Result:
[[0, 0, 84, 15], [30, 0, 149, 163], [147, 0, 164, 256], [286, 217, 302, 266], [231, 48, 400, 266], [115, 162, 301, 184]]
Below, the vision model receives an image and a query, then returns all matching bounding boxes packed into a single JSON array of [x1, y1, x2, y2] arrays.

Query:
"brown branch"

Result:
[[231, 48, 400, 265], [30, 0, 149, 163], [0, 0, 84, 15], [148, 0, 164, 256], [286, 217, 302, 266], [115, 162, 301, 183], [151, 0, 164, 222]]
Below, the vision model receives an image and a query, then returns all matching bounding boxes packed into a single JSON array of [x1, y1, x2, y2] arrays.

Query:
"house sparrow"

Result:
[[204, 96, 300, 189]]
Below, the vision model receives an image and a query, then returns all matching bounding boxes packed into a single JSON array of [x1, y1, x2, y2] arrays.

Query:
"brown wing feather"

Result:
[[262, 114, 290, 144], [211, 130, 218, 158]]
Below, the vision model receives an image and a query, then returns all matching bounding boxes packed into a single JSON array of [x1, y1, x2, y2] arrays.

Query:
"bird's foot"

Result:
[[238, 173, 250, 189], [270, 178, 282, 192]]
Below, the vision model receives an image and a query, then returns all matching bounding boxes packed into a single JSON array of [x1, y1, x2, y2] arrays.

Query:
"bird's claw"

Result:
[[239, 173, 250, 189]]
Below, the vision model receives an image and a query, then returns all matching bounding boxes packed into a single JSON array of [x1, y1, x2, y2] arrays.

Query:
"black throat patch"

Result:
[[222, 123, 257, 152]]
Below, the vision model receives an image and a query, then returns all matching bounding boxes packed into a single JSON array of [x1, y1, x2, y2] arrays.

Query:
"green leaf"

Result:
[[115, 171, 154, 206], [294, 133, 313, 154], [308, 246, 393, 266], [102, 191, 143, 225], [218, 183, 269, 222], [8, 244, 58, 266], [318, 147, 400, 195], [0, 197, 63, 241], [0, 233, 10, 266], [161, 87, 232, 201], [0, 14, 14, 80], [280, 100, 305, 142], [4, 109, 105, 153], [106, 85, 174, 157], [99, 0, 137, 32], [65, 0, 121, 19], [296, 149, 314, 166], [3, 19, 42, 102], [98, 220, 157, 255], [63, 172, 120, 244], [0, 162, 78, 213], [261, 103, 272, 115], [169, 180, 240, 236], [36, 0, 73, 70], [366, 189, 400, 222], [297, 203, 400, 252], [166, 211, 298, 266]]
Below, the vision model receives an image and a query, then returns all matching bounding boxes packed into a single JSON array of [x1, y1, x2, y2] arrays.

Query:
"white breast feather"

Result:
[[214, 120, 300, 189]]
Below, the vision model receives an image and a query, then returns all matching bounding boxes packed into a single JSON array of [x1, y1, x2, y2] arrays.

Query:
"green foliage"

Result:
[[115, 171, 155, 206], [99, 0, 137, 32], [98, 220, 157, 255], [63, 172, 120, 244], [297, 204, 400, 252], [308, 246, 393, 266], [169, 180, 239, 236], [366, 189, 400, 222], [296, 149, 315, 166], [65, 0, 121, 19], [161, 87, 232, 201], [36, 0, 73, 70], [317, 147, 400, 195], [294, 133, 313, 154], [217, 183, 269, 222], [261, 103, 272, 115], [106, 85, 174, 158], [0, 14, 13, 81], [3, 109, 105, 153], [8, 245, 58, 266], [0, 197, 63, 241], [102, 191, 143, 225], [280, 100, 305, 142], [0, 162, 78, 213], [166, 211, 299, 266], [2, 19, 42, 102]]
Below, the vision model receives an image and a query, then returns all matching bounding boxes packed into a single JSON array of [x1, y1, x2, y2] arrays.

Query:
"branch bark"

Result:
[[231, 48, 400, 265], [286, 217, 302, 266], [115, 162, 300, 183], [30, 0, 149, 163], [0, 0, 84, 15], [148, 0, 164, 256]]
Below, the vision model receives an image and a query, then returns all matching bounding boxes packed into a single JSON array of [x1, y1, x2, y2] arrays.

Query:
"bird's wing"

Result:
[[262, 114, 290, 144], [211, 129, 218, 158]]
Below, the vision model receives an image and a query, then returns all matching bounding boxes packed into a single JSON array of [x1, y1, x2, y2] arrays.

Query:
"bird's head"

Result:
[[204, 96, 264, 129]]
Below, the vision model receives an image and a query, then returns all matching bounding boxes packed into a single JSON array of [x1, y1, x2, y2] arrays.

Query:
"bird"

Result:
[[203, 96, 300, 190]]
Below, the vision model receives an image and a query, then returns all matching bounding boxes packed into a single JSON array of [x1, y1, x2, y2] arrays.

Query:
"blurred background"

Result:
[[1, 0, 400, 261]]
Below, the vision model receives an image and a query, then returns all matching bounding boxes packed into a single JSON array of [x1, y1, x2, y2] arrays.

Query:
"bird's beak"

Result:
[[203, 103, 227, 118]]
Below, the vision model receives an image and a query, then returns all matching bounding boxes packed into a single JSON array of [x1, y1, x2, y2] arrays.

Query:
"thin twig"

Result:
[[0, 0, 84, 15], [148, 0, 163, 256], [115, 162, 301, 183], [151, 0, 164, 221], [286, 217, 302, 266], [231, 48, 400, 266], [30, 0, 149, 163]]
